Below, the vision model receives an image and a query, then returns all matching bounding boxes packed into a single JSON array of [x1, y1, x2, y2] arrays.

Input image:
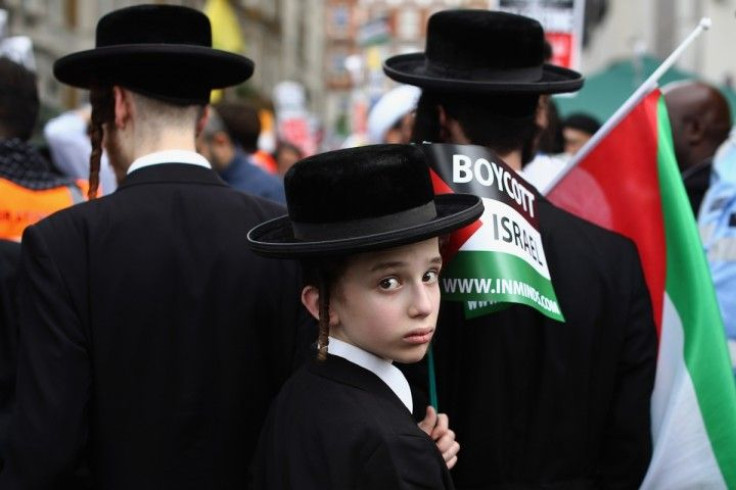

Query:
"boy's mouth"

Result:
[[403, 328, 434, 345]]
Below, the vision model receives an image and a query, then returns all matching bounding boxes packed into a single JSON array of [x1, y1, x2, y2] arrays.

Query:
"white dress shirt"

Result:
[[127, 150, 211, 175], [327, 336, 413, 413]]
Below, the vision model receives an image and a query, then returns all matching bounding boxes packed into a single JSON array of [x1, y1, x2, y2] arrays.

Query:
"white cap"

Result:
[[367, 85, 421, 144], [0, 36, 36, 71]]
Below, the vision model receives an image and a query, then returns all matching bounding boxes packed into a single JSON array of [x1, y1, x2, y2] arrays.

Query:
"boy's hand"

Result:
[[418, 405, 460, 469]]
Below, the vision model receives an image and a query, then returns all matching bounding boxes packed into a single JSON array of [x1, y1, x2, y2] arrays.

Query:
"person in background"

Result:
[[366, 85, 421, 144], [698, 132, 736, 376], [215, 101, 279, 175], [248, 144, 482, 489], [664, 80, 731, 215], [561, 112, 601, 157], [384, 9, 657, 489], [197, 105, 285, 203], [273, 140, 303, 178], [44, 105, 118, 194], [0, 57, 88, 242], [0, 5, 308, 487], [521, 95, 571, 191]]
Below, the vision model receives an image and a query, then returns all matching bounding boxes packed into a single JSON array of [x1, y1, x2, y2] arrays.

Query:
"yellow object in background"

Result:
[[204, 0, 246, 103]]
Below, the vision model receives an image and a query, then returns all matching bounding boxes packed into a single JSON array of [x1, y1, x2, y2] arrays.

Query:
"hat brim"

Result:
[[247, 193, 483, 259], [383, 53, 583, 94], [54, 44, 254, 89]]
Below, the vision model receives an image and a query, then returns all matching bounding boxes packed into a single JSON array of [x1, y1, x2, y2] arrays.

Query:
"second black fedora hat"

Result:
[[384, 10, 583, 95], [54, 4, 254, 105], [247, 144, 483, 258]]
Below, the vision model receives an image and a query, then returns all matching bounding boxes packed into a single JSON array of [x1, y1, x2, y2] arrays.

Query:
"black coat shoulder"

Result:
[[252, 356, 454, 490]]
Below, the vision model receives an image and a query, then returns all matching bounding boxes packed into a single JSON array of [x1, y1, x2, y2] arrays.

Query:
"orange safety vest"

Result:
[[0, 177, 89, 241]]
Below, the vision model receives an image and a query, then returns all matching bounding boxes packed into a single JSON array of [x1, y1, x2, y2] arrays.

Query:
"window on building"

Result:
[[396, 8, 419, 41]]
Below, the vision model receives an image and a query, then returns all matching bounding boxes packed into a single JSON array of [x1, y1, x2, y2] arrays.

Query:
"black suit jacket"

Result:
[[1, 164, 312, 489], [0, 239, 20, 470], [682, 158, 713, 216], [251, 355, 454, 490], [405, 198, 657, 490]]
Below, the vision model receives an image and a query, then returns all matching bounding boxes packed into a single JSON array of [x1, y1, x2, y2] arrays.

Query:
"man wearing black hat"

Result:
[[0, 5, 308, 488], [385, 10, 658, 489]]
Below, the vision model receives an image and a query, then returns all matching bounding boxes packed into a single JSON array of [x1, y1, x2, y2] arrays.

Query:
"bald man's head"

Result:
[[664, 81, 731, 172]]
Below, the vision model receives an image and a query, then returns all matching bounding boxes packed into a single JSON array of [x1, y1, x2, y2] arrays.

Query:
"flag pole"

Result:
[[542, 17, 712, 195]]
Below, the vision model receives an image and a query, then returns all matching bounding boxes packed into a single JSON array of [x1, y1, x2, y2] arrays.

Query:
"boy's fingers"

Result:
[[431, 413, 449, 439], [418, 405, 438, 435], [442, 441, 460, 469], [434, 430, 456, 453]]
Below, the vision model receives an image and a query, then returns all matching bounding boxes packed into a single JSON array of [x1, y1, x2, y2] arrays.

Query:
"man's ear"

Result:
[[438, 104, 448, 130], [195, 105, 210, 138], [686, 117, 705, 145], [213, 132, 230, 146], [112, 85, 131, 130], [536, 95, 550, 129], [301, 285, 339, 326], [438, 105, 470, 144]]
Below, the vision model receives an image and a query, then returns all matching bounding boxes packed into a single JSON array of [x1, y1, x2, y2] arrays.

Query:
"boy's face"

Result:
[[330, 238, 442, 364]]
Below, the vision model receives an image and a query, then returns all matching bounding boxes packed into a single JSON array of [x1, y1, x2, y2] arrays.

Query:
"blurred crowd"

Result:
[[0, 3, 735, 489]]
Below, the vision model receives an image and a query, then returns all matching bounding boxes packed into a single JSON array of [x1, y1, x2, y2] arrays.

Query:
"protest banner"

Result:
[[421, 143, 563, 321]]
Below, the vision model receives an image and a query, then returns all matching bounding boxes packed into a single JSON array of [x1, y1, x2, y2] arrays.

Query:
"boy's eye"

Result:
[[379, 277, 401, 290], [423, 270, 439, 283]]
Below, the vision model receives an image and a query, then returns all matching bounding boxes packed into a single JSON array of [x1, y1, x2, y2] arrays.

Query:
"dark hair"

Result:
[[214, 101, 261, 153], [412, 90, 541, 164], [543, 40, 554, 63], [537, 98, 564, 154], [0, 57, 39, 141], [562, 113, 601, 136], [88, 86, 115, 200], [300, 256, 351, 361]]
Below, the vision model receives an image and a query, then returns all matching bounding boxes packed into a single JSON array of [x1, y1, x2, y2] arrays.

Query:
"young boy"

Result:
[[247, 144, 483, 489]]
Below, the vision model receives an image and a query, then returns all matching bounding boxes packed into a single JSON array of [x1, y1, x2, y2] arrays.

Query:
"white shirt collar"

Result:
[[127, 150, 211, 175], [328, 336, 413, 413]]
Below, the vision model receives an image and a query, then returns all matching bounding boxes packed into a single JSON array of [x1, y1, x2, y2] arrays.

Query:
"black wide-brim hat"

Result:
[[54, 4, 254, 105], [384, 10, 583, 94], [247, 144, 483, 258]]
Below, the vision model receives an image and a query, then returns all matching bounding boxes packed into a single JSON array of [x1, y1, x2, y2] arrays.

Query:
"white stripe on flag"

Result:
[[640, 293, 726, 489]]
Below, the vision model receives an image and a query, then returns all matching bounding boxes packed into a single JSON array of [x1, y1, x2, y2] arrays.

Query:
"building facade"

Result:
[[2, 0, 735, 144]]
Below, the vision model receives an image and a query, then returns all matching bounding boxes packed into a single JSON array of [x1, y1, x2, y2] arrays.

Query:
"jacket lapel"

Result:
[[308, 355, 412, 414]]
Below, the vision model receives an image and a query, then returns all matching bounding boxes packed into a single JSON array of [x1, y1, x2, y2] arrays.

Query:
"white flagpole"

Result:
[[541, 17, 712, 195]]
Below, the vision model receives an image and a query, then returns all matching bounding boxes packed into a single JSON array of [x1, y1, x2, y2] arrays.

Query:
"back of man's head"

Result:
[[562, 113, 601, 136], [663, 80, 731, 170], [0, 57, 39, 141], [214, 102, 261, 153], [412, 90, 540, 164]]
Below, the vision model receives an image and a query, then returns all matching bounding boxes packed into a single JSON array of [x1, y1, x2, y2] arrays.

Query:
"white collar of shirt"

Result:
[[328, 336, 413, 413], [127, 150, 211, 175]]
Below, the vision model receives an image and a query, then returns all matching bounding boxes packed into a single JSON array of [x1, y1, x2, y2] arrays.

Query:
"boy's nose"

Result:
[[408, 284, 434, 318]]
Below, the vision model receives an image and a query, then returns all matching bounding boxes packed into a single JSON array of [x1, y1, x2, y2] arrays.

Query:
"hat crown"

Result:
[[285, 145, 434, 226], [425, 10, 544, 76], [382, 8, 582, 94], [247, 144, 484, 258], [53, 4, 254, 105], [96, 5, 211, 49]]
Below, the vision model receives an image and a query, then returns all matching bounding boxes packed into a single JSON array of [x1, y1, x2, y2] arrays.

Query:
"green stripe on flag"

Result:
[[441, 251, 564, 321], [657, 96, 736, 486]]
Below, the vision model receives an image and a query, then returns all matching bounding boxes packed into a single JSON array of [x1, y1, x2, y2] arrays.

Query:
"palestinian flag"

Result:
[[547, 89, 736, 488]]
